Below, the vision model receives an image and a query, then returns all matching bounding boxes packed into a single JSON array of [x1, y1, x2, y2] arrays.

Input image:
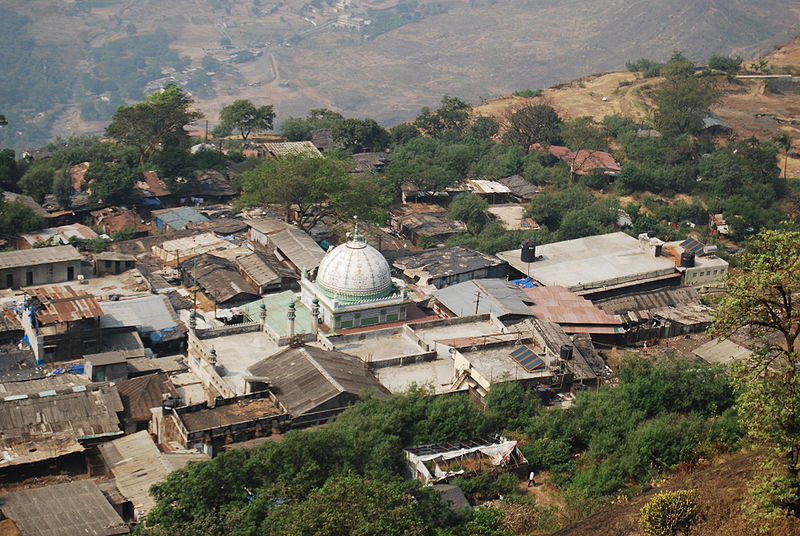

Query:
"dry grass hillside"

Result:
[[474, 36, 800, 178], [2, 0, 800, 151], [550, 452, 800, 536]]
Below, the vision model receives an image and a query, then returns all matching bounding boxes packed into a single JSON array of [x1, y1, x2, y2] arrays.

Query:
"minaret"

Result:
[[259, 302, 267, 331], [189, 310, 197, 333], [208, 347, 217, 365], [311, 298, 320, 336], [287, 301, 296, 339]]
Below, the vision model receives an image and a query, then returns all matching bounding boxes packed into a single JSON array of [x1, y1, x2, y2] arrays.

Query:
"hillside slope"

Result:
[[1, 0, 799, 152], [550, 452, 800, 536]]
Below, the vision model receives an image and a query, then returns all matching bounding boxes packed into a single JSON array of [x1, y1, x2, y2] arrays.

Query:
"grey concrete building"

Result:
[[0, 245, 82, 289]]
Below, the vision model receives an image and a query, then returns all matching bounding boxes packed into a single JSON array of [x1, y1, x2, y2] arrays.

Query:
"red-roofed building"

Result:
[[91, 207, 150, 237], [522, 285, 624, 338], [22, 285, 107, 362], [562, 149, 621, 176]]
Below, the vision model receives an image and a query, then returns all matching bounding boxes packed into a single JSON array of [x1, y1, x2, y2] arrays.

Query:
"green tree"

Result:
[[414, 95, 472, 139], [218, 99, 275, 141], [502, 105, 562, 152], [562, 116, 608, 152], [239, 153, 362, 232], [18, 166, 54, 203], [707, 55, 742, 77], [653, 69, 721, 136], [463, 508, 512, 536], [772, 132, 793, 180], [449, 192, 489, 232], [468, 115, 500, 140], [280, 109, 345, 142], [710, 227, 800, 519], [84, 161, 138, 205], [0, 196, 43, 235], [106, 85, 203, 162], [0, 148, 20, 190], [332, 118, 390, 152], [261, 476, 439, 536], [390, 123, 421, 146], [52, 174, 72, 209]]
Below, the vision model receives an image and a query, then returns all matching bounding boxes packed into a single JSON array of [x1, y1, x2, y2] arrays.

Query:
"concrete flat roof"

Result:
[[206, 331, 282, 394], [328, 328, 427, 362], [374, 357, 459, 394], [497, 232, 676, 292], [412, 319, 505, 356], [461, 345, 552, 384]]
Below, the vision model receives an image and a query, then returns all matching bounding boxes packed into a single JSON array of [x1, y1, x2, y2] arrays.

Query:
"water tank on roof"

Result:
[[680, 251, 696, 268], [560, 344, 573, 361], [521, 239, 537, 263]]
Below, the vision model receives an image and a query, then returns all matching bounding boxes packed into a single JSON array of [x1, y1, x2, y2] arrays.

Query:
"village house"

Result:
[[0, 245, 83, 289], [392, 246, 508, 291]]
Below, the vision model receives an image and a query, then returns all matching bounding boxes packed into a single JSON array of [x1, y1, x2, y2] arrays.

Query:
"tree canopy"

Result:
[[710, 227, 800, 519], [653, 67, 721, 136], [217, 99, 275, 141], [332, 117, 390, 152], [502, 105, 562, 151], [106, 85, 202, 162]]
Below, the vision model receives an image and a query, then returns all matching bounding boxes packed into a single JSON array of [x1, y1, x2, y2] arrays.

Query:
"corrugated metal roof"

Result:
[[0, 384, 123, 468], [100, 294, 181, 335], [694, 338, 751, 364], [524, 286, 623, 328], [594, 287, 701, 315], [27, 285, 104, 324], [0, 245, 81, 270], [98, 431, 208, 516], [151, 207, 210, 231], [236, 252, 281, 286], [465, 179, 512, 194], [264, 141, 322, 158], [394, 246, 504, 277], [115, 373, 178, 423], [433, 279, 533, 317], [247, 346, 388, 416], [269, 226, 326, 273], [0, 480, 129, 535]]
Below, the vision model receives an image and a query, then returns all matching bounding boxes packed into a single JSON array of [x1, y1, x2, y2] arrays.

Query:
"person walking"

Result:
[[528, 470, 536, 487]]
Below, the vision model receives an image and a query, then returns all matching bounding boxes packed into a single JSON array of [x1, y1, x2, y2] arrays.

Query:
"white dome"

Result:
[[316, 237, 393, 301]]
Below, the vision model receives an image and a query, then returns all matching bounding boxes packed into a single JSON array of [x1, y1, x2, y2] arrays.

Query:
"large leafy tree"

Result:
[[218, 99, 275, 141], [414, 95, 472, 139], [239, 153, 385, 232], [502, 104, 562, 151], [17, 165, 54, 203], [261, 476, 440, 536], [710, 227, 800, 519], [332, 118, 390, 153], [84, 161, 138, 205], [106, 85, 202, 162], [653, 67, 721, 136], [0, 195, 43, 236]]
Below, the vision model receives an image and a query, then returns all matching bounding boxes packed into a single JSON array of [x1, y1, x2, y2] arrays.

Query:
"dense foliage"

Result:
[[710, 228, 800, 520], [141, 357, 739, 535]]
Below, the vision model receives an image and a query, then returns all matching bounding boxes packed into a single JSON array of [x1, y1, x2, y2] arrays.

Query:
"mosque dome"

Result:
[[315, 228, 393, 301]]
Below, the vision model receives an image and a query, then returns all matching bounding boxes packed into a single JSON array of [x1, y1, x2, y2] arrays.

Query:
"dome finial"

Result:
[[352, 215, 364, 243]]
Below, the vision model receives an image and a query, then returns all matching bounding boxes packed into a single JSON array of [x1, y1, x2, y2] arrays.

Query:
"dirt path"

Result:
[[516, 472, 566, 509]]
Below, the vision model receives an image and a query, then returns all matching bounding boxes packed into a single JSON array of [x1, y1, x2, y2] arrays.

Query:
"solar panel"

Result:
[[510, 345, 546, 372], [680, 238, 705, 255]]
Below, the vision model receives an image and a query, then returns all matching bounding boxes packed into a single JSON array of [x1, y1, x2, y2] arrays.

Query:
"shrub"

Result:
[[639, 490, 699, 536], [513, 89, 543, 98]]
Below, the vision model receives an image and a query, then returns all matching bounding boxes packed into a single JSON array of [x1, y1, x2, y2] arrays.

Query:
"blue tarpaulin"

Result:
[[511, 277, 537, 288]]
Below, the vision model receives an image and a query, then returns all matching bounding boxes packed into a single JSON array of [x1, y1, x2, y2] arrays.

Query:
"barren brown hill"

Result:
[[550, 452, 800, 536], [2, 0, 800, 152]]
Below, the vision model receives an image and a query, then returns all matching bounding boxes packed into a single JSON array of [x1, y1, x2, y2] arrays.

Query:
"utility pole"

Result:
[[474, 290, 482, 315]]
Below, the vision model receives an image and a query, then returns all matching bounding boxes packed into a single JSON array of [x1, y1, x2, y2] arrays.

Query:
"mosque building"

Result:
[[300, 223, 411, 330]]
